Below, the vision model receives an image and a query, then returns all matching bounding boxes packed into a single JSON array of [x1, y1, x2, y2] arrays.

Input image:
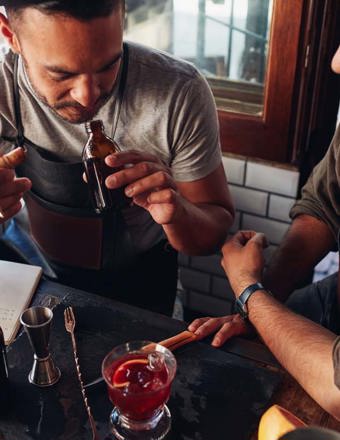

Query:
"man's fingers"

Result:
[[223, 230, 266, 253], [0, 168, 15, 184], [250, 232, 268, 248], [232, 230, 257, 246], [0, 147, 26, 169], [0, 200, 23, 221], [0, 177, 32, 198], [146, 188, 178, 204], [0, 193, 24, 213], [212, 316, 249, 347], [123, 171, 176, 198], [106, 162, 172, 191], [105, 150, 162, 167], [188, 315, 250, 347], [192, 316, 234, 340], [188, 317, 210, 333]]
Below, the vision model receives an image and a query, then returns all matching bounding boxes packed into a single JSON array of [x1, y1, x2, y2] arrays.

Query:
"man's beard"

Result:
[[23, 59, 113, 124]]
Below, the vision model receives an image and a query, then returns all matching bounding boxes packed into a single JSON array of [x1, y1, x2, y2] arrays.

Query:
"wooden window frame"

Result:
[[218, 0, 306, 163]]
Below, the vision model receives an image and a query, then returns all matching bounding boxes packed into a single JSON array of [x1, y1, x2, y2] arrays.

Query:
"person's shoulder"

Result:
[[126, 41, 200, 81]]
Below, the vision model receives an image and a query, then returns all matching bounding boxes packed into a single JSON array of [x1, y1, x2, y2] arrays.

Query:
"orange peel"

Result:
[[258, 405, 306, 440], [113, 358, 149, 388]]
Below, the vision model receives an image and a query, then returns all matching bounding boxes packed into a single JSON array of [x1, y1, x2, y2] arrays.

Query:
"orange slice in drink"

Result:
[[113, 358, 149, 388]]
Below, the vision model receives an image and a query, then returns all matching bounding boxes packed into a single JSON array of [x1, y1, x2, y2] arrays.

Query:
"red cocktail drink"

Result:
[[108, 353, 171, 420], [102, 341, 177, 440]]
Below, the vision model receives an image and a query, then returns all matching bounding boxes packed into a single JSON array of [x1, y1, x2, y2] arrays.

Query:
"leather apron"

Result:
[[9, 44, 178, 316]]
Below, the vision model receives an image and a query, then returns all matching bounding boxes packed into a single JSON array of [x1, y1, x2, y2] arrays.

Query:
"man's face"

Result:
[[13, 7, 124, 124], [331, 45, 340, 74]]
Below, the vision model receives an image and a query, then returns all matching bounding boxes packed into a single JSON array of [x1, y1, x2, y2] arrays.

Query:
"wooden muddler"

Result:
[[0, 147, 26, 169], [144, 330, 198, 352]]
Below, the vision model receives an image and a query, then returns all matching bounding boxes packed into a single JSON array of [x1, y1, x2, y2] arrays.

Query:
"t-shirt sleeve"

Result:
[[290, 124, 340, 241], [169, 71, 222, 182], [333, 336, 340, 390]]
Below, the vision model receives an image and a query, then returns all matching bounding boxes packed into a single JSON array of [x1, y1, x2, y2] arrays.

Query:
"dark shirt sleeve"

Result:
[[333, 336, 340, 389], [290, 124, 340, 244]]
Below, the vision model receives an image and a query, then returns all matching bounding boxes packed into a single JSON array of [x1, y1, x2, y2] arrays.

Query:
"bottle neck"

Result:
[[85, 120, 105, 137]]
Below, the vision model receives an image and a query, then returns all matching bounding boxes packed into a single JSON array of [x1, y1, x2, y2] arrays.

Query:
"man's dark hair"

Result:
[[6, 0, 125, 21]]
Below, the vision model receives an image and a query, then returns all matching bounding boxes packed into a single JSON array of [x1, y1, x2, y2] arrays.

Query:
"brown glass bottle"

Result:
[[82, 120, 120, 214]]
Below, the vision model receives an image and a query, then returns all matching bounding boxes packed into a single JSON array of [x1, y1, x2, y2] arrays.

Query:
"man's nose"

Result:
[[70, 75, 101, 108]]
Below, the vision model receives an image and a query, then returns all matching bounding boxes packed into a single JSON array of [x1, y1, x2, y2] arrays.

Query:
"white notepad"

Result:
[[0, 260, 42, 345]]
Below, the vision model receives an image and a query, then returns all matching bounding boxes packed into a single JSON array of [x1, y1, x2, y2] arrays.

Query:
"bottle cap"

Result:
[[85, 120, 104, 134]]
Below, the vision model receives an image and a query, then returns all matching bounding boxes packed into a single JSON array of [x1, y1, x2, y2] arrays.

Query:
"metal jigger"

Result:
[[20, 306, 61, 387]]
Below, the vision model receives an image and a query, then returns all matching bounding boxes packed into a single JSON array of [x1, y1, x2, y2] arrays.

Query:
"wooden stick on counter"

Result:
[[144, 330, 198, 352]]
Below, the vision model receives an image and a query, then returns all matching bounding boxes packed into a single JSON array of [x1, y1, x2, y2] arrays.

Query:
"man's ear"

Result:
[[0, 12, 21, 54]]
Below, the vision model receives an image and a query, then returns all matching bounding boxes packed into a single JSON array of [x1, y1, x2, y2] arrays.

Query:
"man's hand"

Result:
[[188, 314, 251, 347], [105, 150, 183, 225], [0, 148, 31, 223], [187, 230, 267, 346], [221, 230, 268, 297]]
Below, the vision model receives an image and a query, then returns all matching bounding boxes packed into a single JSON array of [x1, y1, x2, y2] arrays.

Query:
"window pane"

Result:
[[125, 0, 273, 116]]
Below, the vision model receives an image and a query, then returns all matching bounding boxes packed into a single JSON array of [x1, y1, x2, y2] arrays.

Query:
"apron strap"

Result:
[[13, 55, 25, 148], [111, 42, 129, 140]]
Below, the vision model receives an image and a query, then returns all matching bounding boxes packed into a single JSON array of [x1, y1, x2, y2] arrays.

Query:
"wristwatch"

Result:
[[235, 282, 266, 319]]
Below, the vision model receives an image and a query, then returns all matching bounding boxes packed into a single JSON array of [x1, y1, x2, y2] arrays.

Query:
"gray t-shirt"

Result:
[[290, 123, 340, 244], [0, 42, 222, 254]]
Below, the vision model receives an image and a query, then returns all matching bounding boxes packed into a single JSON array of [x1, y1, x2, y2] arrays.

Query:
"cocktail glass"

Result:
[[102, 341, 177, 440]]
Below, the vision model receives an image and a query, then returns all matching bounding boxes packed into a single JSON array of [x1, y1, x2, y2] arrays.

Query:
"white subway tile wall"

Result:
[[180, 267, 211, 294], [230, 210, 241, 233], [222, 156, 245, 185], [179, 154, 299, 317], [187, 291, 233, 316], [268, 194, 296, 222], [190, 254, 225, 277], [246, 162, 299, 197], [242, 214, 289, 245], [211, 276, 235, 300], [229, 185, 268, 216]]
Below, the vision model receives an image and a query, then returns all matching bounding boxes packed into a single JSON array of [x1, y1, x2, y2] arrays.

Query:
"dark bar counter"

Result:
[[0, 280, 282, 440]]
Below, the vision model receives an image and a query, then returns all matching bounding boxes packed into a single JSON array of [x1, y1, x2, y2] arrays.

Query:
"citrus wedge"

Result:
[[258, 405, 307, 440], [113, 358, 149, 388]]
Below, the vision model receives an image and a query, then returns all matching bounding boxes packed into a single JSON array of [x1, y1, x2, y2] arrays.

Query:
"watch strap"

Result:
[[236, 282, 266, 318]]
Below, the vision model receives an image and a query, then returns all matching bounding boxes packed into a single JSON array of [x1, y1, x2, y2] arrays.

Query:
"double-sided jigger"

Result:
[[20, 306, 61, 387]]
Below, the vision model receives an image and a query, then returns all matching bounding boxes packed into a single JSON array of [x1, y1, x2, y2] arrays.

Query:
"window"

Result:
[[125, 0, 340, 165], [126, 0, 272, 116]]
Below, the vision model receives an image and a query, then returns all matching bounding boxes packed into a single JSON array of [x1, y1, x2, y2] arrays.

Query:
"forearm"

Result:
[[264, 215, 335, 301], [163, 200, 234, 255], [248, 291, 340, 419]]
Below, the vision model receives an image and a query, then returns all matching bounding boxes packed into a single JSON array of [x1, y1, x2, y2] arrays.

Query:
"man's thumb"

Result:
[[250, 232, 268, 249]]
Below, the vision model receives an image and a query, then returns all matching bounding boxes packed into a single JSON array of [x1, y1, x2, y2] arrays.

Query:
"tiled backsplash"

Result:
[[178, 154, 300, 318]]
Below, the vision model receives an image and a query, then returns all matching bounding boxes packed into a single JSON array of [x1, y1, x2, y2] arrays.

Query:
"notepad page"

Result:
[[0, 260, 42, 344]]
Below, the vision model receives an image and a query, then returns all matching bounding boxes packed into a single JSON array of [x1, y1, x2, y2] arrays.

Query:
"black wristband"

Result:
[[235, 282, 266, 319]]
